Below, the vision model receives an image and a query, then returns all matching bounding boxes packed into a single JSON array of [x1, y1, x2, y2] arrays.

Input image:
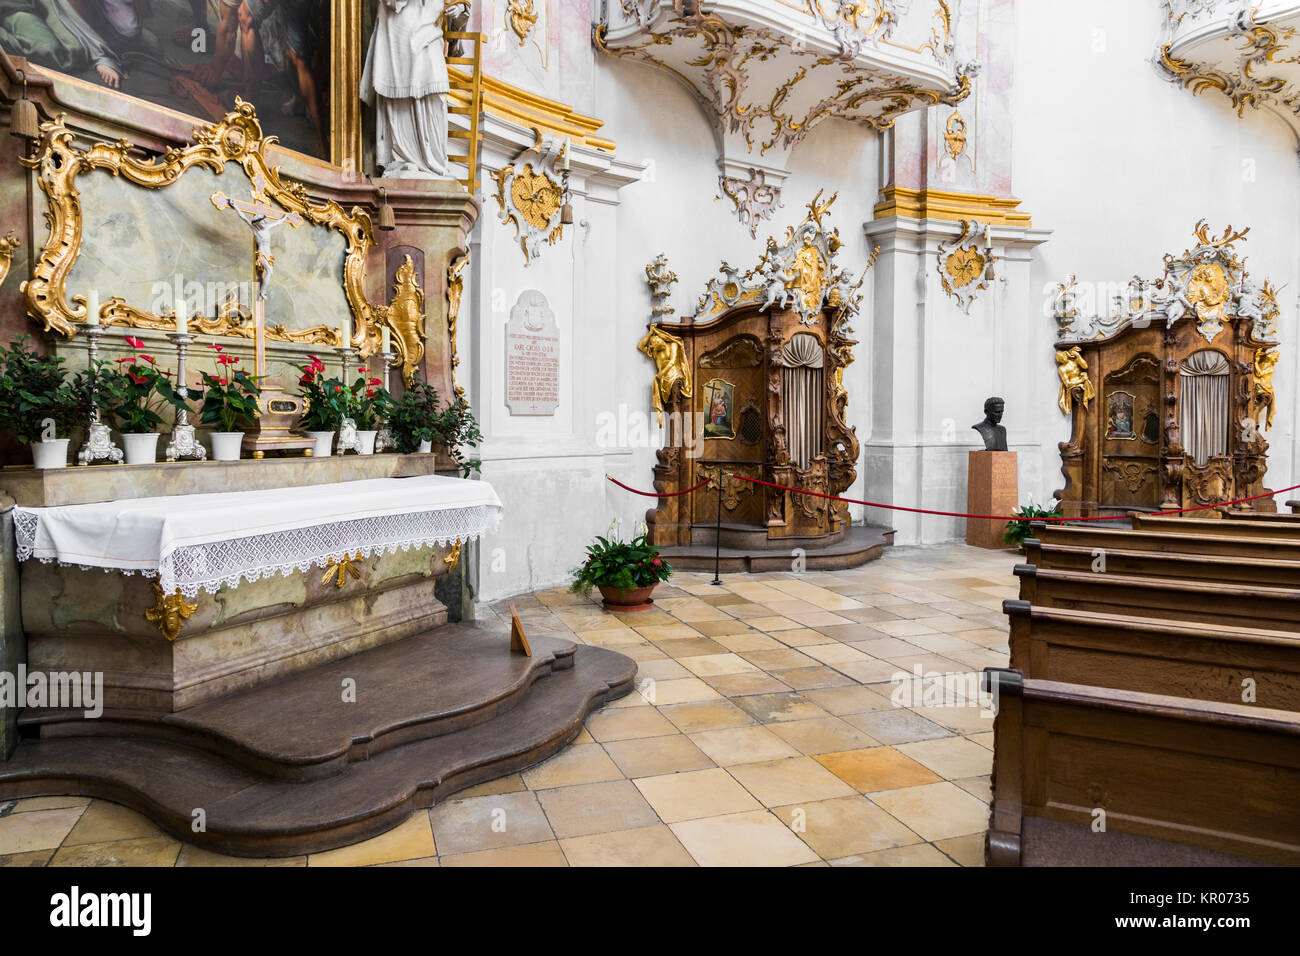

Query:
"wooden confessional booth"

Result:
[[1054, 223, 1280, 518], [638, 194, 881, 563]]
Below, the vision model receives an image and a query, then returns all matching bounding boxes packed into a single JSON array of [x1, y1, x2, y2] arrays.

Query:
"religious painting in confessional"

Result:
[[2, 0, 340, 160], [702, 378, 735, 440], [1105, 390, 1134, 440]]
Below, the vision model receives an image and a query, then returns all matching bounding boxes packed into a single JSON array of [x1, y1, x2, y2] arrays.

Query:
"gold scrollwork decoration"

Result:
[[447, 252, 468, 399], [145, 582, 198, 642], [507, 0, 538, 45], [19, 99, 381, 355], [443, 539, 463, 571], [0, 231, 20, 289], [374, 254, 428, 386]]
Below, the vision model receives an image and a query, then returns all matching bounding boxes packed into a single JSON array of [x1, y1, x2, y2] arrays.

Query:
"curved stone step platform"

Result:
[[662, 524, 895, 572], [22, 624, 586, 781], [0, 633, 637, 857]]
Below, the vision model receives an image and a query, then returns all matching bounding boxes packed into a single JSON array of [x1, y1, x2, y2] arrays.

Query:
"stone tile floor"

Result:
[[0, 543, 1017, 867]]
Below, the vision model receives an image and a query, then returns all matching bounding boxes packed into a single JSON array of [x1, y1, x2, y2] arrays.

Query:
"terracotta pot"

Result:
[[598, 584, 658, 613]]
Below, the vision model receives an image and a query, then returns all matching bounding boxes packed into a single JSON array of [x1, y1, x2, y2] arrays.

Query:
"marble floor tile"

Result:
[[536, 780, 660, 839], [766, 717, 880, 755], [870, 782, 990, 842], [895, 736, 994, 780], [688, 725, 801, 766], [50, 837, 182, 868], [730, 691, 831, 723], [660, 699, 755, 733], [520, 743, 625, 790], [670, 810, 820, 867], [559, 825, 696, 867], [428, 791, 555, 856], [633, 768, 762, 823], [727, 756, 857, 806], [63, 801, 163, 847], [0, 807, 86, 855], [602, 735, 717, 777], [776, 795, 921, 859], [814, 747, 942, 793], [439, 841, 569, 867]]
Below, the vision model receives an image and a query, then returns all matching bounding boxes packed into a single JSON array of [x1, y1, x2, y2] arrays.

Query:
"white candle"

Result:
[[341, 313, 352, 348], [86, 289, 100, 326], [175, 291, 187, 333], [381, 325, 390, 353]]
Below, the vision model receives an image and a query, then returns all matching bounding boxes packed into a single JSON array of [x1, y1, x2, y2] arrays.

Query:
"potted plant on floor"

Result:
[[99, 336, 184, 465], [1004, 498, 1063, 552], [570, 522, 673, 612], [192, 344, 261, 461], [294, 355, 346, 457], [0, 336, 86, 468]]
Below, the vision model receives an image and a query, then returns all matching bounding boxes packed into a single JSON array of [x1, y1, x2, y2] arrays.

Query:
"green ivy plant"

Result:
[[570, 524, 672, 597], [1004, 499, 1063, 549], [0, 336, 86, 443], [389, 376, 482, 476], [431, 394, 482, 477]]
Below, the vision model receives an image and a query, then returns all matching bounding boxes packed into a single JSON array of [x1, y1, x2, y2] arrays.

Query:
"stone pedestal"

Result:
[[967, 451, 1018, 549]]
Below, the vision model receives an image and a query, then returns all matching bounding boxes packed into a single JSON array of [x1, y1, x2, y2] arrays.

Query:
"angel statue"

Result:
[[638, 325, 692, 426], [1254, 347, 1279, 431], [1056, 346, 1095, 416]]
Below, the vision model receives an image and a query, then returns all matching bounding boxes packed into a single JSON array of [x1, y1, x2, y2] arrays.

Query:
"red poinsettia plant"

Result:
[[191, 343, 261, 433], [97, 335, 186, 433]]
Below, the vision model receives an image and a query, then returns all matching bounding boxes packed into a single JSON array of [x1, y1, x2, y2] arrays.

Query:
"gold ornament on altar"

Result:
[[786, 237, 827, 315], [638, 325, 693, 426], [936, 219, 996, 313], [1254, 347, 1279, 431], [492, 162, 565, 264], [322, 553, 364, 589], [18, 100, 382, 355], [145, 582, 198, 643], [376, 255, 428, 386], [443, 539, 463, 571], [1055, 347, 1095, 416]]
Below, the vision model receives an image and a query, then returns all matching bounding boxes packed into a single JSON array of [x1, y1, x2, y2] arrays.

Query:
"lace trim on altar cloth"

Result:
[[14, 503, 501, 598]]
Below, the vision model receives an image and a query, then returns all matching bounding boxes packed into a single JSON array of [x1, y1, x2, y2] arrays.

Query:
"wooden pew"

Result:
[[1004, 600, 1300, 709], [1032, 522, 1300, 561], [1224, 510, 1300, 524], [1023, 537, 1300, 587], [1014, 564, 1300, 632], [984, 668, 1300, 866], [1132, 513, 1300, 539]]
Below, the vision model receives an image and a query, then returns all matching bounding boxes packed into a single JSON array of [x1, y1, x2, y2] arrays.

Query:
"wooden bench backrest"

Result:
[[1133, 513, 1300, 539], [1024, 539, 1300, 588], [1032, 524, 1300, 560], [1015, 564, 1300, 632], [1004, 600, 1300, 709], [984, 668, 1300, 865]]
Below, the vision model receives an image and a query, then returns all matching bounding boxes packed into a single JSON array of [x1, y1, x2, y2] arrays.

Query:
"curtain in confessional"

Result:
[[1179, 349, 1230, 466], [781, 333, 825, 470]]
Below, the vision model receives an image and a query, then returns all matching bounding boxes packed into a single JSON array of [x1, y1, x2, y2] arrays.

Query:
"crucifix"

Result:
[[208, 176, 315, 457], [210, 177, 302, 378]]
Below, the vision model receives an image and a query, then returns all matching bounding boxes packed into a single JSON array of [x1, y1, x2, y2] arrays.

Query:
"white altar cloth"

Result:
[[13, 475, 503, 597]]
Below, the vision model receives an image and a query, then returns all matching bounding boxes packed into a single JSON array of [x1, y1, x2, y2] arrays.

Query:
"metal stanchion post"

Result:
[[711, 476, 723, 586]]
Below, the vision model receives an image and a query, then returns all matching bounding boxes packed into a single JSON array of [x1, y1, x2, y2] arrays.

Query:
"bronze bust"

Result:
[[972, 396, 1008, 451]]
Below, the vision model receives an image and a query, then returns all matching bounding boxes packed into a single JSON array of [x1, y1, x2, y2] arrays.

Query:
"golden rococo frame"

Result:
[[20, 98, 387, 357]]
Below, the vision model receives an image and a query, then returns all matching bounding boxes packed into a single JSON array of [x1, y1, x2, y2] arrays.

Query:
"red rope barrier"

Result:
[[726, 473, 1300, 524], [606, 475, 713, 498]]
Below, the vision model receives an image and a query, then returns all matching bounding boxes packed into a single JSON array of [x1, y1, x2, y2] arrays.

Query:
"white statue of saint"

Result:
[[361, 0, 453, 179]]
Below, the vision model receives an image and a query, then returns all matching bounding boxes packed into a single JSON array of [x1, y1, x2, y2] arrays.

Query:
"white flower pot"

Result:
[[122, 432, 160, 465], [210, 432, 244, 462], [307, 430, 335, 457], [357, 430, 378, 455], [417, 439, 432, 454], [31, 438, 70, 469]]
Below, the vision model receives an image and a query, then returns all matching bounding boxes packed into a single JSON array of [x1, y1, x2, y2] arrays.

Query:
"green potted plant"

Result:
[[430, 394, 482, 477], [192, 344, 261, 461], [389, 377, 440, 454], [294, 355, 347, 457], [97, 336, 184, 465], [0, 336, 86, 468], [1004, 498, 1063, 552], [570, 522, 673, 612]]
